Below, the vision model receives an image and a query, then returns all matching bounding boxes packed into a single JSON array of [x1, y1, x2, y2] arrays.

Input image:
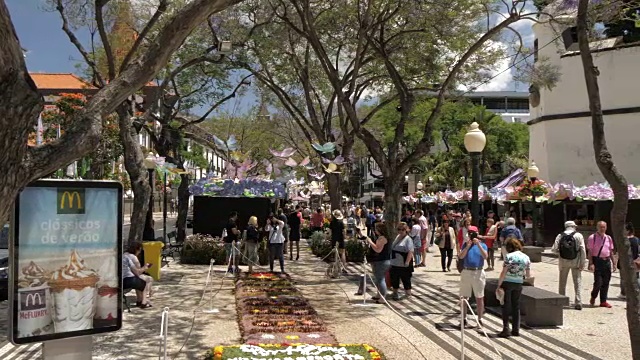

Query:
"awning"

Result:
[[491, 168, 524, 191]]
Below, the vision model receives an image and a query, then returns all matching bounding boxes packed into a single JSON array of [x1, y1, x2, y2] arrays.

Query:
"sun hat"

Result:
[[332, 209, 344, 220], [565, 221, 577, 229]]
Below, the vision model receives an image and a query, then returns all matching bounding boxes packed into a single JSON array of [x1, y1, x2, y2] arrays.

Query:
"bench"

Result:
[[522, 246, 544, 263], [484, 278, 569, 327], [161, 231, 181, 265]]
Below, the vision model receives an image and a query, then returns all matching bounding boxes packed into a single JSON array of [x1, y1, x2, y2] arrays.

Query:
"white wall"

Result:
[[536, 46, 640, 117], [530, 114, 640, 184], [529, 21, 640, 185]]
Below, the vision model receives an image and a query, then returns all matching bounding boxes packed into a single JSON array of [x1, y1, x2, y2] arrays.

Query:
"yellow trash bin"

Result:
[[142, 241, 164, 281]]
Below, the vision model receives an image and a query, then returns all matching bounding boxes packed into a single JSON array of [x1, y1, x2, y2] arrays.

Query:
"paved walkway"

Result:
[[0, 263, 240, 359], [284, 242, 630, 360], [0, 241, 631, 359]]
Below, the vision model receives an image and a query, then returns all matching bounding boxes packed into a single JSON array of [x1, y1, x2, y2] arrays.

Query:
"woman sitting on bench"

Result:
[[123, 242, 153, 309]]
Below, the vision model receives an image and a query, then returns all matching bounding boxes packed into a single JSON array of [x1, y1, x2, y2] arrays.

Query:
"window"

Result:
[[534, 39, 538, 62], [561, 27, 578, 51], [483, 98, 506, 111]]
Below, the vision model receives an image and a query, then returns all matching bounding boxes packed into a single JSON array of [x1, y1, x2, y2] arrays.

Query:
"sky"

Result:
[[7, 0, 92, 74], [6, 0, 535, 113]]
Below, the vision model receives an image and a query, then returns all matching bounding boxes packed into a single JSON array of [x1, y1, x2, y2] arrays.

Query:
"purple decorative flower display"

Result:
[[403, 181, 640, 205], [189, 174, 286, 198]]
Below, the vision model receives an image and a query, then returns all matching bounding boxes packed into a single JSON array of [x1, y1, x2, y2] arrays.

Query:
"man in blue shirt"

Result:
[[499, 217, 523, 260], [458, 230, 488, 328]]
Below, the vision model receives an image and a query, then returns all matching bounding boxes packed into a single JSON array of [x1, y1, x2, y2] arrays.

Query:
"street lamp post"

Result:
[[143, 153, 157, 240], [464, 122, 486, 227], [527, 161, 540, 246]]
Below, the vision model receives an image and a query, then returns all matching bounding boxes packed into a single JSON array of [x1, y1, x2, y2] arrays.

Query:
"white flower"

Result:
[[261, 334, 275, 339], [307, 334, 320, 338]]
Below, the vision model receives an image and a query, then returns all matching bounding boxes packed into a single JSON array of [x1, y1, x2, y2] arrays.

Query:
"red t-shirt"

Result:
[[311, 213, 324, 228], [484, 225, 497, 249]]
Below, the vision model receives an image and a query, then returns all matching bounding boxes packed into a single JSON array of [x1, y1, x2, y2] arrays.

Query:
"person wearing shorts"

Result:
[[123, 242, 153, 308], [458, 229, 488, 328]]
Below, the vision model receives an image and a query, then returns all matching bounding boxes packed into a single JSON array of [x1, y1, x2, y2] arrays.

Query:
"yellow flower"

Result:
[[285, 335, 300, 340], [213, 345, 224, 359]]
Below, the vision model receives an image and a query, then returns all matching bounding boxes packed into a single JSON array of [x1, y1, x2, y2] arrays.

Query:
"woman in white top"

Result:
[[389, 222, 415, 300], [123, 242, 153, 308], [265, 213, 286, 273], [410, 218, 423, 266]]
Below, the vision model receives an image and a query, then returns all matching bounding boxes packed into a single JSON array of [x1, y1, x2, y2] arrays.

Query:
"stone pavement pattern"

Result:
[[0, 242, 632, 359]]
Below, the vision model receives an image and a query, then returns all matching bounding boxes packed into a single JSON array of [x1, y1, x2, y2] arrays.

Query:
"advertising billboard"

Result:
[[10, 180, 123, 344]]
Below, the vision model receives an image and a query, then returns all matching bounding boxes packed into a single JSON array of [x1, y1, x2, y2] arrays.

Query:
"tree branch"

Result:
[[95, 0, 116, 80], [120, 0, 168, 73], [26, 0, 246, 181], [178, 74, 252, 129], [55, 0, 105, 86], [399, 12, 522, 174]]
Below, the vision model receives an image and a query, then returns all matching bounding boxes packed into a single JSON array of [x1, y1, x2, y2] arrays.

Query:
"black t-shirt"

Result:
[[246, 225, 260, 243], [288, 212, 301, 230], [330, 219, 344, 242], [224, 219, 238, 243]]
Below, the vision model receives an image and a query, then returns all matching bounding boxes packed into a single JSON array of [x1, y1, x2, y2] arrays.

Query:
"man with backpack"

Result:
[[552, 221, 586, 310]]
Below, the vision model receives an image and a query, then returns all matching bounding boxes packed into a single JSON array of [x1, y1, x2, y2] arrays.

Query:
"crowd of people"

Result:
[[211, 201, 639, 338]]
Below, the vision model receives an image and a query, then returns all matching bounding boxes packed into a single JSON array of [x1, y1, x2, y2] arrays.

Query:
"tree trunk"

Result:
[[117, 109, 150, 245], [0, 0, 43, 223], [326, 172, 342, 211], [176, 173, 190, 242], [576, 0, 639, 354], [382, 174, 404, 238], [88, 158, 103, 180]]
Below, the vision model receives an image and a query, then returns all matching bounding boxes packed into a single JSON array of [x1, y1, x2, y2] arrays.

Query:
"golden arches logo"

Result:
[[57, 188, 85, 214], [60, 192, 82, 210]]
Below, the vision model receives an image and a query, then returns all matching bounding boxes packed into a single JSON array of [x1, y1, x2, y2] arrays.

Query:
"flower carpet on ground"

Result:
[[206, 344, 382, 360], [207, 272, 384, 359], [235, 272, 335, 345]]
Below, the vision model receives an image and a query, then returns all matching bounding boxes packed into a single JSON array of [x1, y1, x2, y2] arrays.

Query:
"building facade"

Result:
[[30, 73, 223, 181], [528, 16, 640, 185], [464, 91, 530, 123]]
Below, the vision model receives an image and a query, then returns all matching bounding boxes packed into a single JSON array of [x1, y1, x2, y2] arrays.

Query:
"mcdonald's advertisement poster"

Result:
[[12, 182, 122, 343]]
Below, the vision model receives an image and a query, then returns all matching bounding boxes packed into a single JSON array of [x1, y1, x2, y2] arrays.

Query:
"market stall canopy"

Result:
[[491, 168, 525, 191], [408, 181, 640, 204]]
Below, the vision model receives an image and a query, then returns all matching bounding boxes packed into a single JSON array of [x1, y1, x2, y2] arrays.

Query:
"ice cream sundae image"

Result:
[[48, 250, 100, 332], [94, 255, 118, 327], [18, 261, 48, 288], [17, 261, 53, 337]]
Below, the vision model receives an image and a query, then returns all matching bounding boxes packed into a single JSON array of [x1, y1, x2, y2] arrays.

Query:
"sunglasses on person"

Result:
[[397, 227, 406, 231]]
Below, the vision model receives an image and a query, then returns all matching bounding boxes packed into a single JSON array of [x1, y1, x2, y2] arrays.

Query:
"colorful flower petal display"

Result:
[[206, 344, 383, 360], [234, 272, 335, 345]]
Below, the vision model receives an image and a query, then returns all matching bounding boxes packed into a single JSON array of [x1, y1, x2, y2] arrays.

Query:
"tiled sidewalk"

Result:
[[0, 242, 631, 359]]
